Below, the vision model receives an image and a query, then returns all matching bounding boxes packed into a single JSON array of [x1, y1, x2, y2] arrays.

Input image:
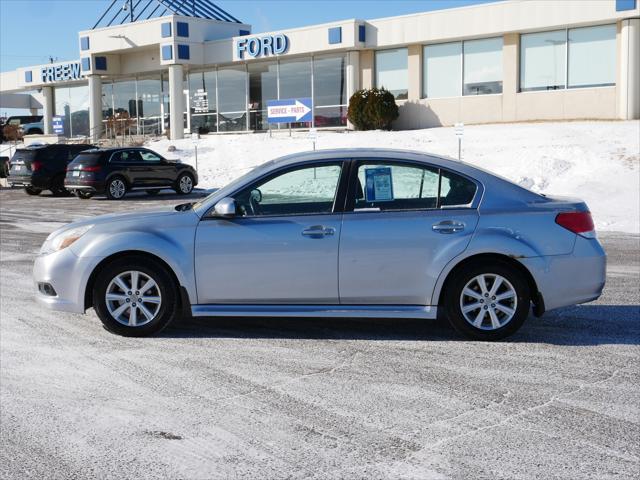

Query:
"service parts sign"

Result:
[[267, 98, 312, 124]]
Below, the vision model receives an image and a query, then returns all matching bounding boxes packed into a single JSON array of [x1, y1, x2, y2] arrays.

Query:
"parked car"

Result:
[[64, 147, 198, 200], [8, 143, 95, 195], [34, 149, 606, 339], [19, 120, 44, 136], [1, 115, 43, 141]]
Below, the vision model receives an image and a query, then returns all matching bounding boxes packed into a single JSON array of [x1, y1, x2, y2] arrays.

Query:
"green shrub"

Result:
[[347, 88, 399, 130]]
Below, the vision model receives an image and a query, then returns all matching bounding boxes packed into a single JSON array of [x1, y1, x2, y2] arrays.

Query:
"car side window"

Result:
[[233, 163, 343, 217], [110, 150, 141, 163], [351, 161, 477, 211], [354, 162, 440, 211], [139, 150, 162, 162], [439, 170, 477, 207]]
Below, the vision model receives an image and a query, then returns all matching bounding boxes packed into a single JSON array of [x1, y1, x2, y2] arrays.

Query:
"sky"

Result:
[[0, 0, 496, 72]]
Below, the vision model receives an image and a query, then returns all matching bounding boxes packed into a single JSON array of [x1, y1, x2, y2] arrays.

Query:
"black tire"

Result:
[[146, 189, 161, 196], [444, 261, 530, 341], [25, 186, 42, 196], [92, 256, 180, 337], [105, 176, 127, 200], [174, 172, 194, 195], [76, 190, 94, 199]]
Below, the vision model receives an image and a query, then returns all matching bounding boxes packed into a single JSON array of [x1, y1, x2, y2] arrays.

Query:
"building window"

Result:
[[161, 23, 172, 38], [54, 84, 90, 137], [463, 37, 503, 95], [177, 45, 190, 60], [423, 42, 462, 98], [176, 22, 189, 38], [80, 37, 90, 51], [81, 57, 91, 72], [248, 61, 277, 131], [375, 48, 408, 100], [94, 56, 107, 71], [217, 66, 247, 132], [188, 71, 217, 133], [520, 25, 616, 92], [328, 27, 342, 45], [520, 30, 566, 91], [161, 45, 173, 61], [358, 25, 366, 43], [568, 24, 616, 88], [314, 54, 347, 127], [24, 71, 32, 83], [279, 57, 312, 127]]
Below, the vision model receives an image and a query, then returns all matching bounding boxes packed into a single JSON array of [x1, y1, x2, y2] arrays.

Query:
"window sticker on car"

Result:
[[365, 167, 394, 202]]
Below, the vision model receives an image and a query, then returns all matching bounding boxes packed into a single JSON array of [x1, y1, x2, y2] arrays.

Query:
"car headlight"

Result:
[[40, 224, 93, 255]]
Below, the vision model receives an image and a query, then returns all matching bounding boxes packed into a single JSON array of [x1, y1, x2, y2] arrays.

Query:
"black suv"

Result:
[[8, 144, 95, 195], [64, 147, 198, 200]]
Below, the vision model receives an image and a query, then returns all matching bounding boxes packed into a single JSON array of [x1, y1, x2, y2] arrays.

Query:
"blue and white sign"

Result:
[[365, 167, 394, 202], [52, 116, 65, 135], [236, 34, 289, 59], [267, 97, 312, 124], [40, 62, 82, 83]]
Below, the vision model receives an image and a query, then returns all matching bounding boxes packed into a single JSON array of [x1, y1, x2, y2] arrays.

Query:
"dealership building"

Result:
[[0, 0, 638, 141]]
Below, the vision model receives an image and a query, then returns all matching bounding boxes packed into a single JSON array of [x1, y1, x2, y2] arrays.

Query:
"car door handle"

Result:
[[432, 221, 465, 234], [302, 225, 336, 237]]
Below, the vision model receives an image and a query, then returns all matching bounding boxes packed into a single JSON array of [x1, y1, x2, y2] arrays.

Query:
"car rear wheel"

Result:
[[76, 190, 94, 199], [92, 257, 180, 337], [106, 177, 127, 200], [175, 173, 194, 195], [444, 261, 530, 341], [25, 186, 42, 196]]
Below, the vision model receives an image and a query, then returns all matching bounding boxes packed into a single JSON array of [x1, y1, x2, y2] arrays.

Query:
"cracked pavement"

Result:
[[1, 188, 639, 479]]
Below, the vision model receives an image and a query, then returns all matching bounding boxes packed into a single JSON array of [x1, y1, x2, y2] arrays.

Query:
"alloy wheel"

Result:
[[109, 179, 126, 199], [179, 175, 193, 193], [105, 270, 162, 327], [459, 273, 518, 330]]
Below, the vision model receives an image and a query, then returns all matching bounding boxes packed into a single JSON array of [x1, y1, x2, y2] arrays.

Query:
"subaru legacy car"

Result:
[[34, 149, 605, 340], [64, 147, 198, 199], [9, 143, 95, 195]]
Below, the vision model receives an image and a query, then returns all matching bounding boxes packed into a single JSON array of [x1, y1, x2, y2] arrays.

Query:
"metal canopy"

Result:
[[92, 0, 242, 29]]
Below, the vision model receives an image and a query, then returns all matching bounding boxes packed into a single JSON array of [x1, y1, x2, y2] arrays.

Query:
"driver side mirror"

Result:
[[212, 197, 237, 218]]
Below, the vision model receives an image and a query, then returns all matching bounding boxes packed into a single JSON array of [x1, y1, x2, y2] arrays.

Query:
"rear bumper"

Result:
[[9, 174, 50, 189], [521, 236, 606, 312], [64, 179, 104, 193]]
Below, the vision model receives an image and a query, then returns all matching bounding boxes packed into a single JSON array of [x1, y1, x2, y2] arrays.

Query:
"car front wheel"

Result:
[[92, 257, 180, 337], [444, 261, 530, 341], [175, 173, 194, 195], [106, 177, 127, 200]]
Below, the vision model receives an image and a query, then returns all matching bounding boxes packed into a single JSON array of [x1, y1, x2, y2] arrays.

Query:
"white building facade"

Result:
[[0, 0, 638, 141]]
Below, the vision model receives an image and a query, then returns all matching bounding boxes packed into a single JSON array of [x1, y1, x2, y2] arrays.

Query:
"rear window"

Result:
[[11, 149, 38, 163], [70, 152, 103, 166]]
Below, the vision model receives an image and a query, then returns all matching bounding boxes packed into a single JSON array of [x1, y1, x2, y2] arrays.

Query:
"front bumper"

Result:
[[521, 236, 606, 312], [33, 247, 101, 314]]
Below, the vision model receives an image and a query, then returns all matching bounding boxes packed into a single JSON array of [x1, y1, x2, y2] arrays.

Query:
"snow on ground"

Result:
[[148, 121, 640, 233]]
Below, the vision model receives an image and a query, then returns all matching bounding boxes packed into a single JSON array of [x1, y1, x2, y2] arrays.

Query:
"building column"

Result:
[[168, 64, 185, 140], [88, 75, 102, 142], [346, 51, 360, 129], [502, 33, 519, 122], [619, 18, 640, 120], [360, 50, 374, 90], [407, 45, 421, 101], [41, 86, 54, 135]]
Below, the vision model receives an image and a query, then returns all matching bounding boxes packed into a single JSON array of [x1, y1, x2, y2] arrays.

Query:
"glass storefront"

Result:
[[53, 84, 90, 137], [185, 53, 348, 133]]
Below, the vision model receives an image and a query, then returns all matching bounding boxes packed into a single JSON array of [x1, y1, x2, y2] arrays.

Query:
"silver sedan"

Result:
[[33, 149, 606, 340]]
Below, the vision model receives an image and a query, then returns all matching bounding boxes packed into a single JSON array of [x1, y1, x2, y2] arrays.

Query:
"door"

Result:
[[339, 160, 480, 305], [195, 161, 346, 304], [110, 150, 148, 186], [139, 149, 173, 186]]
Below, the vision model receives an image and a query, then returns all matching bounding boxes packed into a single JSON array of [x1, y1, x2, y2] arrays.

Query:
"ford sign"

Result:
[[40, 62, 82, 83], [236, 34, 289, 60]]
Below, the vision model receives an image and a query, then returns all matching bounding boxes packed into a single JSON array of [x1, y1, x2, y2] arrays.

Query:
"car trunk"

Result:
[[9, 149, 38, 178]]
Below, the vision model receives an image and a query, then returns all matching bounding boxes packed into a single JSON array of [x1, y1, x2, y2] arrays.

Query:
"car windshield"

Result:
[[11, 149, 38, 163]]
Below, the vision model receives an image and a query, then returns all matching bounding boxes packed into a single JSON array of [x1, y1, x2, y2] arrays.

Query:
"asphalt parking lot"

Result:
[[1, 187, 639, 479]]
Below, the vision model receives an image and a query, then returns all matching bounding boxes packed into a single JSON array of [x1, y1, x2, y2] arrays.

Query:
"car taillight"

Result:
[[82, 165, 101, 172], [31, 160, 42, 171], [555, 211, 595, 238]]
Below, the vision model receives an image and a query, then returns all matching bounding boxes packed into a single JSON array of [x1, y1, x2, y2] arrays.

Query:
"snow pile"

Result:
[[148, 121, 640, 233]]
